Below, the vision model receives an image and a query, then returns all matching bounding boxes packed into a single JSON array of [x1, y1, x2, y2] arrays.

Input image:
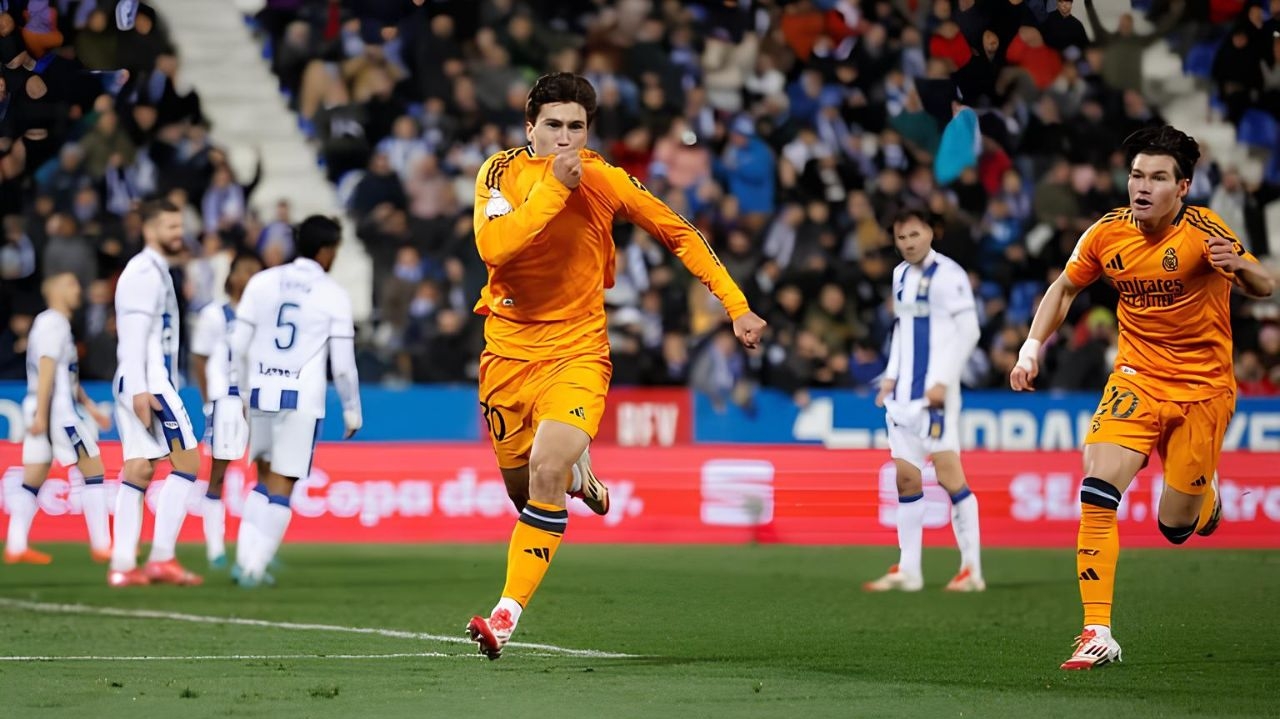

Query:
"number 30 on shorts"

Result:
[[479, 401, 507, 442]]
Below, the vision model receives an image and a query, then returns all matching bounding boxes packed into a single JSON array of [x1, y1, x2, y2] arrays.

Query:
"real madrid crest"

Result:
[[1162, 248, 1178, 272]]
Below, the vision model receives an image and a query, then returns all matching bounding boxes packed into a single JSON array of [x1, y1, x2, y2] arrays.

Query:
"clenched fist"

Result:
[[552, 151, 583, 189]]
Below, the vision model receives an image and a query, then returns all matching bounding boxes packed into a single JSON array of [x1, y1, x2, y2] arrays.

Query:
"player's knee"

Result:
[[895, 475, 922, 496], [1158, 520, 1195, 545], [528, 459, 571, 493]]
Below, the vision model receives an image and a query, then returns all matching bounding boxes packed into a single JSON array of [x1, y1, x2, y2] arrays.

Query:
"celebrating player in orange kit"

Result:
[[464, 73, 767, 659], [1010, 126, 1274, 670]]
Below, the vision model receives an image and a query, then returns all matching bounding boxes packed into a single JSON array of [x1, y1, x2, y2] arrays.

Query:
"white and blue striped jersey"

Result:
[[191, 301, 237, 402], [230, 257, 357, 417], [884, 250, 980, 402], [114, 246, 181, 396], [25, 309, 79, 420]]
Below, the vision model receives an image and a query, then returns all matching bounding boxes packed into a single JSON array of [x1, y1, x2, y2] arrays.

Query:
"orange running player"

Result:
[[465, 73, 767, 659], [1010, 126, 1274, 670]]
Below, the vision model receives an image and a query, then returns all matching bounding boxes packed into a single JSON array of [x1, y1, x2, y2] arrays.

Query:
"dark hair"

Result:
[[225, 251, 262, 294], [525, 72, 597, 126], [139, 198, 179, 224], [1122, 125, 1200, 182], [889, 207, 933, 232], [295, 215, 342, 260]]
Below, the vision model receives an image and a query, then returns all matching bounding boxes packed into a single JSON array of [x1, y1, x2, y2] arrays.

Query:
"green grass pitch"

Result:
[[1, 544, 1277, 718]]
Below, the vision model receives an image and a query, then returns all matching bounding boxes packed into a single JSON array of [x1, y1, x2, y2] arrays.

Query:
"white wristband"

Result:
[[1017, 337, 1041, 362], [1015, 338, 1041, 372]]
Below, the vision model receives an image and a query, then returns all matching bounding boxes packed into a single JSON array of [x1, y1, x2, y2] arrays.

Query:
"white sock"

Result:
[[203, 494, 226, 561], [235, 485, 269, 571], [249, 497, 292, 574], [111, 483, 146, 572], [147, 471, 197, 563], [950, 490, 983, 579], [81, 476, 111, 553], [5, 485, 39, 554], [492, 597, 523, 626], [897, 493, 926, 578]]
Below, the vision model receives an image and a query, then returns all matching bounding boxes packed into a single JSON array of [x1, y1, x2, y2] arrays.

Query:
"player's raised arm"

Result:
[[473, 151, 574, 267], [611, 167, 766, 348], [327, 292, 363, 440]]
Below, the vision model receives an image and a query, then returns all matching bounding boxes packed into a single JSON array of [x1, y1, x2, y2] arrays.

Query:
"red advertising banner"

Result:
[[4, 443, 1279, 547], [593, 388, 693, 446]]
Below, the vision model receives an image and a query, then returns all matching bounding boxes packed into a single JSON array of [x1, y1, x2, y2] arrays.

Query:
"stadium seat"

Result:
[[1265, 147, 1280, 185], [1208, 90, 1227, 118], [1182, 39, 1220, 80], [1237, 109, 1279, 150]]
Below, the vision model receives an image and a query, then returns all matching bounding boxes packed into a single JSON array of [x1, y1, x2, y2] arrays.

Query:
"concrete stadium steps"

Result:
[[149, 0, 373, 322]]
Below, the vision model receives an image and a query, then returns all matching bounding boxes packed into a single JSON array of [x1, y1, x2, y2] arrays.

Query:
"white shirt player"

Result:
[[231, 257, 361, 419], [883, 250, 980, 447], [112, 245, 198, 462], [191, 301, 236, 402], [25, 310, 79, 421], [114, 246, 181, 396]]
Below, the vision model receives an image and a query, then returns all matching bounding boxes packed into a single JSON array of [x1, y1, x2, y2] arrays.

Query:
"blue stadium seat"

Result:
[[1208, 90, 1227, 118], [1183, 39, 1220, 80], [1265, 147, 1280, 185], [1007, 281, 1042, 326], [1237, 109, 1279, 150]]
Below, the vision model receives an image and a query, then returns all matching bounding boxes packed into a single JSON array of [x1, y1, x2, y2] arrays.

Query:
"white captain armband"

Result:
[[485, 188, 513, 219]]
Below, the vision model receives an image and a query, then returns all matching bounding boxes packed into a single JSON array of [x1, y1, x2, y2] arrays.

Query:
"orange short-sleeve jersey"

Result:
[[1064, 205, 1258, 401]]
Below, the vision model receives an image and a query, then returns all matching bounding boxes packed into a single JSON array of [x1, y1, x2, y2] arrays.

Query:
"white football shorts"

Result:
[[114, 381, 198, 461], [248, 409, 321, 479], [21, 397, 100, 466]]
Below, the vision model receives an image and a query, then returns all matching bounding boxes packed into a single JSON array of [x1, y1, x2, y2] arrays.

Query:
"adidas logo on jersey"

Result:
[[1105, 253, 1125, 271], [1192, 475, 1207, 487], [569, 407, 586, 420]]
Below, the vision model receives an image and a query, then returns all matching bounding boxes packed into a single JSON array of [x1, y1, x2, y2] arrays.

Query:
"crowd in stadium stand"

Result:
[[1, 0, 1279, 408]]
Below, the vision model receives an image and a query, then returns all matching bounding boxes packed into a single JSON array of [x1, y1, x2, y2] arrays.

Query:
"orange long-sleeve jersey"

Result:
[[1064, 204, 1260, 401], [473, 147, 750, 360]]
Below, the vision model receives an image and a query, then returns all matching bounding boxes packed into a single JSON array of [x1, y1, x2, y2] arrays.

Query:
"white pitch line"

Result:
[[0, 598, 637, 659], [0, 652, 466, 662]]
